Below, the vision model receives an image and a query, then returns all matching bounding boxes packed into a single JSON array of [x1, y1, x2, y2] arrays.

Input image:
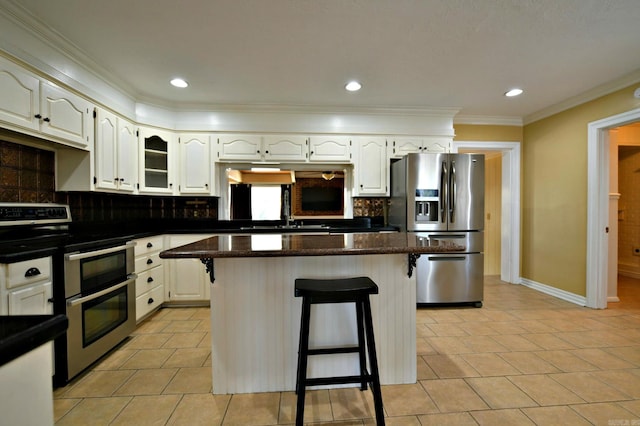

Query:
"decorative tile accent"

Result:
[[0, 140, 55, 202]]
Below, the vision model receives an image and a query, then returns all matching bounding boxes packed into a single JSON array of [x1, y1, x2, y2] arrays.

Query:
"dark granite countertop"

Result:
[[159, 232, 464, 259], [0, 314, 68, 367], [0, 218, 396, 263]]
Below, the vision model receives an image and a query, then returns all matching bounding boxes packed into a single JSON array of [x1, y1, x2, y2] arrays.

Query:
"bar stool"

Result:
[[294, 276, 385, 426]]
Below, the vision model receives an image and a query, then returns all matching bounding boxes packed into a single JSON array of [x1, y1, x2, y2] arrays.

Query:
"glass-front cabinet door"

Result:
[[138, 127, 175, 194]]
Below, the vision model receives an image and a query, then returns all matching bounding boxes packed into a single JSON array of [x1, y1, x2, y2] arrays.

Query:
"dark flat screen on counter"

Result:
[[301, 187, 343, 211]]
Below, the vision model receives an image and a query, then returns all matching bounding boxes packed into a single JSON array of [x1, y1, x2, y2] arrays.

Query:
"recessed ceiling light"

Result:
[[170, 78, 189, 88], [345, 81, 362, 92], [505, 88, 523, 97]]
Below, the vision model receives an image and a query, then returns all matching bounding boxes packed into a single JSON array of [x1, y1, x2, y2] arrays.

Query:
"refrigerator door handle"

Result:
[[449, 160, 456, 223], [440, 161, 447, 223], [427, 256, 466, 261], [428, 234, 466, 240]]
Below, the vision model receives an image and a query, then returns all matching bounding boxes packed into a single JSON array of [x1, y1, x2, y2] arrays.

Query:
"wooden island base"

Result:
[[210, 254, 415, 394]]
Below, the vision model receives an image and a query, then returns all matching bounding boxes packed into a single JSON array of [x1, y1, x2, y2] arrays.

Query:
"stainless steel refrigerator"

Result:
[[389, 153, 485, 306]]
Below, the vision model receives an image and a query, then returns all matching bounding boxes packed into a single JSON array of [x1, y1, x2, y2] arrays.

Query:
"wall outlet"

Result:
[[634, 247, 640, 256]]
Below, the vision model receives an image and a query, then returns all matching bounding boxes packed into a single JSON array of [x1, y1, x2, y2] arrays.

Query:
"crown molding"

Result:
[[524, 69, 640, 125]]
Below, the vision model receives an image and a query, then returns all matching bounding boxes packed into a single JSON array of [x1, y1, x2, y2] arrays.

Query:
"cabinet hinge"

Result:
[[92, 109, 96, 119], [136, 130, 139, 137], [93, 176, 97, 184], [137, 183, 140, 189]]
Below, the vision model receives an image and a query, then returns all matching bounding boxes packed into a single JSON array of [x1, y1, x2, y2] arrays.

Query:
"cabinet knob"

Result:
[[147, 258, 153, 265], [147, 242, 153, 248], [34, 114, 42, 119], [47, 298, 54, 304], [147, 277, 154, 283], [43, 117, 50, 122], [265, 150, 269, 154], [25, 267, 41, 277], [147, 297, 154, 304]]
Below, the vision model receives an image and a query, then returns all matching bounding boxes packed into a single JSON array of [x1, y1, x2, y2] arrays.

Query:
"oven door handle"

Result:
[[66, 273, 137, 307], [64, 241, 136, 261]]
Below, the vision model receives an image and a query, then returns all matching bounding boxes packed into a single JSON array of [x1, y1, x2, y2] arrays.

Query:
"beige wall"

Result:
[[454, 124, 522, 141], [522, 84, 640, 296]]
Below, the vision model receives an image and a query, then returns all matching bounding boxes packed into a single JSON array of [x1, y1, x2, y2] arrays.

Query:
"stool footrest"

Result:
[[304, 373, 373, 387], [307, 346, 360, 355]]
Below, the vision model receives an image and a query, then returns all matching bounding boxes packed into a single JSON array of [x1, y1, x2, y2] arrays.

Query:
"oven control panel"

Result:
[[0, 203, 71, 225]]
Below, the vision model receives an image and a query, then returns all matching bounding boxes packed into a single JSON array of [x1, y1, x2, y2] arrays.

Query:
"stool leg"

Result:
[[296, 298, 311, 426], [363, 297, 385, 425], [355, 299, 368, 390]]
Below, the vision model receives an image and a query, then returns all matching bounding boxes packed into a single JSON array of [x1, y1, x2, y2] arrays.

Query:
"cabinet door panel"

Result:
[[8, 282, 53, 315], [309, 136, 351, 162], [40, 84, 92, 148], [217, 134, 261, 161], [263, 135, 307, 161], [179, 134, 210, 194], [117, 119, 138, 192], [355, 137, 388, 196], [0, 58, 40, 131], [95, 109, 118, 190]]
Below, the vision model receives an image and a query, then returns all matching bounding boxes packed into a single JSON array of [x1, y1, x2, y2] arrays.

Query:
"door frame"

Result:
[[587, 107, 640, 308], [452, 141, 521, 284]]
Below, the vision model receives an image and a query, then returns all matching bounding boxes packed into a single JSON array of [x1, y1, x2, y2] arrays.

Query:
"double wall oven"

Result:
[[0, 203, 137, 385], [60, 240, 136, 383]]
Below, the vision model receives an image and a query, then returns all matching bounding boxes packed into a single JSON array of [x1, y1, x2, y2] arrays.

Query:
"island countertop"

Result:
[[159, 232, 465, 259]]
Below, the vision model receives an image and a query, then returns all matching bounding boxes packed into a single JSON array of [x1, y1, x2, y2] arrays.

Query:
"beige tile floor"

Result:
[[53, 276, 640, 425]]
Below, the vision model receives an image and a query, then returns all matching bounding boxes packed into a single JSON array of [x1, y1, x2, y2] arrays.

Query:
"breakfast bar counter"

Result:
[[160, 232, 463, 394]]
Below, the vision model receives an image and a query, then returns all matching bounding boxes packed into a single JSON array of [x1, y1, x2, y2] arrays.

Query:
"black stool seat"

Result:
[[295, 276, 379, 300], [294, 276, 385, 425]]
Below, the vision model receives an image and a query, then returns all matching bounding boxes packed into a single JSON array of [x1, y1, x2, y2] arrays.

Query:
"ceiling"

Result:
[[5, 0, 640, 121]]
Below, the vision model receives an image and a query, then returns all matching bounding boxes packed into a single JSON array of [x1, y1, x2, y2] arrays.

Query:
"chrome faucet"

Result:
[[284, 189, 291, 227]]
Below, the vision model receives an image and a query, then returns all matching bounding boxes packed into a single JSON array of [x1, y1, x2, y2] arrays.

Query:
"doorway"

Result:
[[587, 107, 640, 308], [452, 141, 521, 284]]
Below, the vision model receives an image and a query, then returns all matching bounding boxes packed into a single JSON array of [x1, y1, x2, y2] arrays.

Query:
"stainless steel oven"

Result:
[[62, 241, 136, 381]]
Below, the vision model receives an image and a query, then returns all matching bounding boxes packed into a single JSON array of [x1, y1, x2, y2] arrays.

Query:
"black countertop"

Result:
[[0, 314, 68, 367], [0, 217, 397, 263]]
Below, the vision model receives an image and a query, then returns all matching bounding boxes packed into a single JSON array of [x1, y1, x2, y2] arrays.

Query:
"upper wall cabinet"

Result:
[[262, 135, 308, 161], [39, 84, 93, 149], [308, 136, 351, 162], [0, 56, 93, 150], [216, 134, 262, 161], [0, 57, 40, 133], [388, 136, 451, 158], [139, 127, 176, 194], [95, 108, 137, 193], [353, 137, 389, 196], [178, 133, 213, 194]]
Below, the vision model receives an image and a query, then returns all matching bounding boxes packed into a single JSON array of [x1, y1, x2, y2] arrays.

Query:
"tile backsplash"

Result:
[[0, 140, 56, 203]]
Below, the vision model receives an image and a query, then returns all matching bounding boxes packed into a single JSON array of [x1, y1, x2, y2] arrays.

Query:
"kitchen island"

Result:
[[160, 232, 463, 394]]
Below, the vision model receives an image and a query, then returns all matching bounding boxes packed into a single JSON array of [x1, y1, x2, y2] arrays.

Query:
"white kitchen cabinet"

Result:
[[8, 282, 53, 315], [139, 127, 176, 194], [0, 257, 53, 316], [263, 135, 308, 161], [133, 235, 164, 322], [353, 136, 389, 196], [388, 136, 451, 158], [95, 108, 137, 193], [217, 134, 262, 161], [309, 135, 351, 162], [39, 83, 94, 149], [179, 133, 212, 194], [0, 56, 93, 149], [165, 234, 211, 303], [0, 56, 41, 132]]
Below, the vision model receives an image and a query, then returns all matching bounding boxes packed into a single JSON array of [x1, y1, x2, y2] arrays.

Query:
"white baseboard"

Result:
[[608, 296, 621, 303], [618, 265, 640, 280], [519, 278, 587, 307]]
